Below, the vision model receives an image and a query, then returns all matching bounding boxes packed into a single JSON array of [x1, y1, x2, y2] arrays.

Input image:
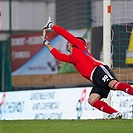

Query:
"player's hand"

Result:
[[42, 16, 53, 30]]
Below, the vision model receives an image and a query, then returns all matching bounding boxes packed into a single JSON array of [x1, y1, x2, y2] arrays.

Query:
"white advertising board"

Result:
[[1, 86, 133, 120], [111, 87, 133, 119], [0, 87, 103, 120]]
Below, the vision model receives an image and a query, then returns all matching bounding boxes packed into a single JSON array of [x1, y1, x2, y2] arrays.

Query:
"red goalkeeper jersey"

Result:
[[50, 25, 104, 81]]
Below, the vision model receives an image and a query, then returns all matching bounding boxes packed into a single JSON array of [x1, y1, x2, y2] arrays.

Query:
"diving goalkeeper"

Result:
[[42, 17, 133, 119]]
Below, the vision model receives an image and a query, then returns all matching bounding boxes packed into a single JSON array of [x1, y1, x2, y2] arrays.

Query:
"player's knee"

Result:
[[88, 94, 101, 105], [88, 97, 93, 105], [88, 96, 96, 105], [108, 80, 118, 89]]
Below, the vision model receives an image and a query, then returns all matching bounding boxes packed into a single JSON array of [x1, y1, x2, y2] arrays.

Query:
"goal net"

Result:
[[109, 0, 133, 119], [111, 0, 133, 84]]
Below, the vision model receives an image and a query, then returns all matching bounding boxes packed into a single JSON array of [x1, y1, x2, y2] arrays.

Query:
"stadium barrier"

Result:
[[0, 86, 133, 120]]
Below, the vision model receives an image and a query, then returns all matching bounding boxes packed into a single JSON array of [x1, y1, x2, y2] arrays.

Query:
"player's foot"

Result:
[[108, 112, 122, 119]]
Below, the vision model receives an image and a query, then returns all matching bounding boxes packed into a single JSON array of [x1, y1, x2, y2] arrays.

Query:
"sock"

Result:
[[113, 82, 133, 95], [91, 99, 117, 114]]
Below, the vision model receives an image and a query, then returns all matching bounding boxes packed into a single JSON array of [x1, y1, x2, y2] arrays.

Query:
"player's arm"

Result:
[[52, 24, 79, 46], [43, 17, 84, 48], [52, 25, 86, 49], [43, 39, 71, 63]]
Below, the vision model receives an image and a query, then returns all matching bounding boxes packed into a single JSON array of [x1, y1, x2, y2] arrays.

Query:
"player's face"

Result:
[[67, 42, 72, 53]]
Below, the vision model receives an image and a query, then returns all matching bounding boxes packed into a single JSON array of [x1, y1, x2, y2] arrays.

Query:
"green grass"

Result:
[[0, 119, 133, 133]]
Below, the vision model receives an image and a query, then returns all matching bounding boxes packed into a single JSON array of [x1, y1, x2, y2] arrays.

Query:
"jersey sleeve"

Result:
[[50, 48, 71, 63], [52, 25, 85, 50]]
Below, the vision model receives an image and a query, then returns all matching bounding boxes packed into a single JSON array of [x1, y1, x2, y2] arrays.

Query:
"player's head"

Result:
[[66, 37, 86, 53]]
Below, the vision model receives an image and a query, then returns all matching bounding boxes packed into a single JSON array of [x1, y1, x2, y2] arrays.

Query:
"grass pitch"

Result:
[[0, 119, 133, 133]]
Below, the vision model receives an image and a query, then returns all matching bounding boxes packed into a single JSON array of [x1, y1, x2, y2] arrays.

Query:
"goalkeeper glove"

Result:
[[42, 16, 53, 30]]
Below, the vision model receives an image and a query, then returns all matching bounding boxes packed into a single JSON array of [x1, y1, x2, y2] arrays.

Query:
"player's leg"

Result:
[[90, 66, 119, 114], [88, 89, 118, 114], [88, 91, 122, 119], [90, 65, 122, 118], [96, 65, 133, 95], [109, 80, 133, 95]]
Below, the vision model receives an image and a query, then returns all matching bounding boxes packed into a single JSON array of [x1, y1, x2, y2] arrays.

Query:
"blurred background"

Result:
[[0, 0, 133, 91], [0, 0, 92, 91], [0, 0, 133, 120]]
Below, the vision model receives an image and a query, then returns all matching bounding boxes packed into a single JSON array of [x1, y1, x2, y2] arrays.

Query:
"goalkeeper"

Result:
[[42, 17, 133, 119]]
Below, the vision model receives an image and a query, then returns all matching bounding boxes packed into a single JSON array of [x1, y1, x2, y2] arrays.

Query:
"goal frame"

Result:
[[103, 0, 111, 118]]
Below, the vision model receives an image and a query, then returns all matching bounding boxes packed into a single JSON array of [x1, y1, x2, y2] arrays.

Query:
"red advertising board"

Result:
[[10, 32, 57, 72]]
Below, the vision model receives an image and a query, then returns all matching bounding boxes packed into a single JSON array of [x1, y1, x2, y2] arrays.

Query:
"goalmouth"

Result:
[[103, 0, 133, 118]]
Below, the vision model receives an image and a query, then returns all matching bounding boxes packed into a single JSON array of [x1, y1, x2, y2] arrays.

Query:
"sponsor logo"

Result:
[[0, 93, 6, 119], [3, 101, 25, 113], [76, 89, 86, 119]]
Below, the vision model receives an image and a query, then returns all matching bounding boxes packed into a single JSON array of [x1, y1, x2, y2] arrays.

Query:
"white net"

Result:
[[111, 0, 133, 83], [111, 0, 133, 32]]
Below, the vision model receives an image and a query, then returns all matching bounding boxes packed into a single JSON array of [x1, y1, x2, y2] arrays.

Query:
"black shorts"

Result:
[[90, 65, 117, 99]]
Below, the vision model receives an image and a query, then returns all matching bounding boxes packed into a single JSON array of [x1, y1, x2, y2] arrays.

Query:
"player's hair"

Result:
[[76, 37, 86, 42]]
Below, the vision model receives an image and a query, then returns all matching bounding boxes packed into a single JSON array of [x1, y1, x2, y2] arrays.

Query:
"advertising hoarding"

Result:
[[0, 87, 103, 120], [1, 87, 132, 120]]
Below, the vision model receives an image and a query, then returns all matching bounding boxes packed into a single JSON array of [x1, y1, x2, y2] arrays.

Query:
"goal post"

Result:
[[103, 0, 111, 67], [103, 0, 111, 118]]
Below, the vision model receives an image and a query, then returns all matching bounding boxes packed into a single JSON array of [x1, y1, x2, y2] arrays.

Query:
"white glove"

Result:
[[42, 16, 53, 30], [43, 39, 49, 46]]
